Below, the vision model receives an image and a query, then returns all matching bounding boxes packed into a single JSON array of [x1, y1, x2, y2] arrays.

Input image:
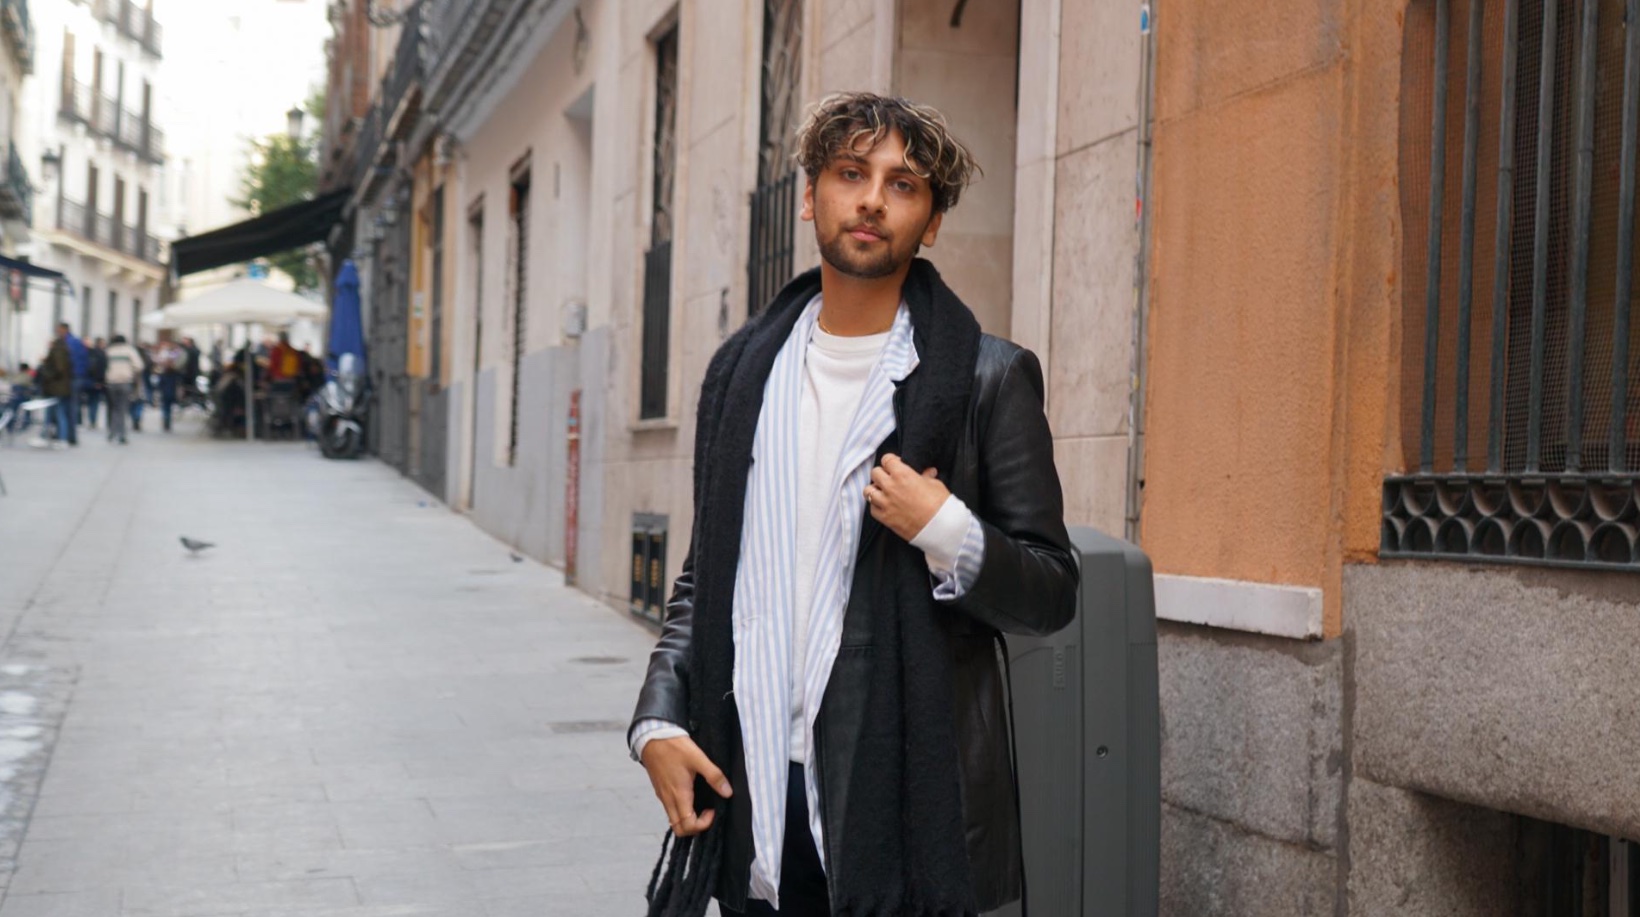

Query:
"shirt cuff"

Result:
[[630, 717, 689, 763], [910, 495, 986, 600], [910, 495, 972, 571]]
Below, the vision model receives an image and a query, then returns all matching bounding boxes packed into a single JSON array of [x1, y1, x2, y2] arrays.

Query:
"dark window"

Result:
[[640, 24, 679, 420], [1387, 0, 1640, 570], [470, 204, 483, 376], [131, 296, 140, 340], [80, 285, 91, 336], [746, 0, 802, 316], [106, 290, 116, 339], [429, 184, 444, 385], [50, 283, 62, 327], [508, 167, 530, 467]]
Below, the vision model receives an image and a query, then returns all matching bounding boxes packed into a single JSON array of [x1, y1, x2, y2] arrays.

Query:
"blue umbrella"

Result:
[[327, 259, 366, 375]]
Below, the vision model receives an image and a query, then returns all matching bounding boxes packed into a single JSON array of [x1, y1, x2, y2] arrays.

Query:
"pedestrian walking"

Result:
[[153, 336, 184, 432], [35, 326, 75, 449], [630, 93, 1078, 917], [62, 323, 86, 445], [104, 334, 141, 444], [84, 338, 108, 429], [133, 342, 153, 431]]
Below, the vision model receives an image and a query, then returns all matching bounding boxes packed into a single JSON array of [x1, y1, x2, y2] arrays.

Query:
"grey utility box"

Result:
[[993, 526, 1160, 917]]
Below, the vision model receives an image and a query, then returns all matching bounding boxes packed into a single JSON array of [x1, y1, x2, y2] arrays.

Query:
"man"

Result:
[[104, 334, 142, 444], [84, 337, 108, 430], [35, 327, 75, 449], [152, 335, 185, 432], [630, 93, 1078, 917]]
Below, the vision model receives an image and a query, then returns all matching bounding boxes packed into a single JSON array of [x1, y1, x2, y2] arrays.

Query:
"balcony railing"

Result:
[[91, 91, 117, 137], [2, 0, 34, 74], [58, 79, 91, 123], [53, 195, 159, 264], [95, 0, 160, 57], [0, 141, 30, 225], [112, 106, 163, 163]]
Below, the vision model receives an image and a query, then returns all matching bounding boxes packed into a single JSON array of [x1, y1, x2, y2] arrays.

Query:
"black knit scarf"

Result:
[[646, 259, 983, 917]]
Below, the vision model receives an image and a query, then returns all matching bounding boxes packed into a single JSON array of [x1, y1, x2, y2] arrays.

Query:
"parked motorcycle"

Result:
[[313, 354, 369, 459]]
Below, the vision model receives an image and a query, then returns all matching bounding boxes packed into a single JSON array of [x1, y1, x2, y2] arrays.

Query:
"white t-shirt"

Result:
[[789, 325, 890, 762]]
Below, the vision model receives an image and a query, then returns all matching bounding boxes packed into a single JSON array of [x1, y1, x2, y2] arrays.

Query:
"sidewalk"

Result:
[[0, 415, 675, 916]]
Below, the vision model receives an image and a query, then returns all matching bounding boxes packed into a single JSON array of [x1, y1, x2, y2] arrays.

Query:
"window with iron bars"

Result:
[[1386, 0, 1640, 570], [640, 23, 678, 421], [746, 0, 802, 317], [429, 184, 444, 386], [508, 170, 530, 467]]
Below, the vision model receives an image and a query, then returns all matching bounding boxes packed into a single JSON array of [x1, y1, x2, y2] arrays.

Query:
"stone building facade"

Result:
[[325, 0, 1640, 912]]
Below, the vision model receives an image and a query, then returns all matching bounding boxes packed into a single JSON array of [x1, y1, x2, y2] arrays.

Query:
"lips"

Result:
[[847, 225, 885, 242]]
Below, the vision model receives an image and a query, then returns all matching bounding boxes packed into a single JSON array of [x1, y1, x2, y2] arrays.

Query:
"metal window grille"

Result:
[[80, 285, 89, 335], [508, 172, 529, 467], [1386, 0, 1640, 570], [1516, 818, 1640, 915], [640, 25, 678, 421], [105, 290, 115, 339], [746, 0, 802, 316], [429, 185, 444, 385], [130, 296, 139, 339]]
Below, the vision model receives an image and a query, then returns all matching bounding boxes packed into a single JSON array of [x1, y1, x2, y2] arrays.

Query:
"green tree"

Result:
[[234, 93, 323, 292]]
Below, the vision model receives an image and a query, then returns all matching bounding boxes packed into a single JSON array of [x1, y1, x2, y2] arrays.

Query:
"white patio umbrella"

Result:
[[141, 280, 328, 441]]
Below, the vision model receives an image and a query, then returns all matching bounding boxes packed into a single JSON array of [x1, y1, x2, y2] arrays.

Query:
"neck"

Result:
[[817, 259, 911, 336]]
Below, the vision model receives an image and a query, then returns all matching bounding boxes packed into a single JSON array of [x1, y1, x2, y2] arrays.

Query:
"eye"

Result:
[[839, 168, 863, 181], [892, 180, 916, 193]]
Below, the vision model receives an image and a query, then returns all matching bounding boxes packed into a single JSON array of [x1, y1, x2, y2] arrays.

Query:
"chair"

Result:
[[266, 386, 300, 440]]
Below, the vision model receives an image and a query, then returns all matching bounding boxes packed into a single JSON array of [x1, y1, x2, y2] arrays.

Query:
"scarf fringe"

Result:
[[644, 825, 724, 917]]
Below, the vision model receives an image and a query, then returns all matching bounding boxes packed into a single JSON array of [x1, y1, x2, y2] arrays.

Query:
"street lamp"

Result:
[[286, 106, 305, 140], [39, 147, 60, 183]]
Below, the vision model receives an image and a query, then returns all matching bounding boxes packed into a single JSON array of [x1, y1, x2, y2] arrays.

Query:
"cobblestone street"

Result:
[[0, 417, 669, 916]]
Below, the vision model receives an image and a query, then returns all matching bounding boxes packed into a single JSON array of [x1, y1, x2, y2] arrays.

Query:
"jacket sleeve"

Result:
[[627, 549, 697, 748], [942, 347, 1080, 636]]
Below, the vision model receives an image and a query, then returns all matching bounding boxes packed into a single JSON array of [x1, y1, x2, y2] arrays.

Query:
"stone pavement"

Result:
[[0, 414, 683, 916]]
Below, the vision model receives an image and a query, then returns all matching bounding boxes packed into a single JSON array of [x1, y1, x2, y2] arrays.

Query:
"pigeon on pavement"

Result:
[[180, 537, 215, 555], [509, 552, 524, 563]]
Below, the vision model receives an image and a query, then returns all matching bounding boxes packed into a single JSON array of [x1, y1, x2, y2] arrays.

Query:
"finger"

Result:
[[882, 453, 904, 474], [870, 466, 891, 490], [692, 749, 733, 798], [922, 467, 938, 479], [679, 807, 716, 836]]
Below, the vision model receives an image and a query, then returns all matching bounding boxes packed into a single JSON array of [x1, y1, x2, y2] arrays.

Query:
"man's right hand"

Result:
[[641, 734, 732, 837]]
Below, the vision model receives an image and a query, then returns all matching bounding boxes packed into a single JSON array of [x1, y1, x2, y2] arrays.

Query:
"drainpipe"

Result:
[[1125, 1, 1159, 545]]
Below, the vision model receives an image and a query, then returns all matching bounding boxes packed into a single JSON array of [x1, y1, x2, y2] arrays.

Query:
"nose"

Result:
[[859, 177, 887, 217]]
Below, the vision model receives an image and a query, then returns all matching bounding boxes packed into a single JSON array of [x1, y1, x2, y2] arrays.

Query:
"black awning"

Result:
[[169, 188, 352, 278], [0, 254, 67, 282]]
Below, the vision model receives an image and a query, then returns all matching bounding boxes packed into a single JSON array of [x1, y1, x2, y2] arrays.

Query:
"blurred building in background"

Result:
[[322, 0, 1640, 913], [18, 0, 169, 362], [0, 0, 35, 370]]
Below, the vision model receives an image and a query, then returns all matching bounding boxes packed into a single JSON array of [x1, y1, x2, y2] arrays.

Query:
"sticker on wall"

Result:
[[1140, 3, 1152, 34]]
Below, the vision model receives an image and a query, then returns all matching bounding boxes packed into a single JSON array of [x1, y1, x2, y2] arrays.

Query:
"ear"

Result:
[[920, 211, 943, 249], [800, 178, 815, 222]]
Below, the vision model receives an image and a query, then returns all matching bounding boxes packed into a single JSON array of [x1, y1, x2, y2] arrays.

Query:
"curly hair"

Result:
[[793, 92, 980, 213]]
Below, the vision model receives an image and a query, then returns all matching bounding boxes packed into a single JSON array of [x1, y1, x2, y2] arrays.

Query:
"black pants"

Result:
[[732, 762, 830, 917]]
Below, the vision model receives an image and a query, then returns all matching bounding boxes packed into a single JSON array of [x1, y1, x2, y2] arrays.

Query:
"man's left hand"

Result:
[[866, 454, 948, 542]]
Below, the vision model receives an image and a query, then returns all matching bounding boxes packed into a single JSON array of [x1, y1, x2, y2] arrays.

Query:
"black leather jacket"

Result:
[[632, 333, 1079, 913]]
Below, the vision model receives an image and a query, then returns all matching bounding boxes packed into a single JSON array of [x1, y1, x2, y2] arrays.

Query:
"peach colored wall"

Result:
[[1142, 0, 1406, 636]]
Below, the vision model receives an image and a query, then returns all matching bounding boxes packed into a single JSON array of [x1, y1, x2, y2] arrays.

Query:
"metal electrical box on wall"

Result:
[[993, 526, 1161, 917]]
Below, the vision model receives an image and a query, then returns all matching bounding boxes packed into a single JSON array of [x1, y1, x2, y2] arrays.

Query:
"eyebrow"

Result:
[[833, 154, 924, 179]]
